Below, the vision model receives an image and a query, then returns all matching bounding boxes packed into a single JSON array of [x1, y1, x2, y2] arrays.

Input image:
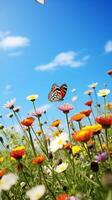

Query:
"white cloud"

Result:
[[35, 51, 90, 71], [104, 40, 112, 53], [0, 31, 30, 51]]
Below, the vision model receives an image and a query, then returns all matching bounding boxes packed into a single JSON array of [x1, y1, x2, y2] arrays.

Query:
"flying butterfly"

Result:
[[48, 83, 67, 102]]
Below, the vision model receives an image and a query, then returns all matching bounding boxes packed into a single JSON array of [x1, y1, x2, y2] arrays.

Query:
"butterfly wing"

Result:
[[60, 84, 67, 99], [48, 84, 62, 102], [51, 83, 59, 91]]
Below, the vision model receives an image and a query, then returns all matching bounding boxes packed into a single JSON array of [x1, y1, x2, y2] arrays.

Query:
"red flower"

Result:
[[56, 193, 68, 200], [21, 117, 34, 127], [84, 100, 93, 107], [10, 146, 25, 159], [107, 69, 112, 76], [96, 116, 112, 128], [81, 110, 92, 117]]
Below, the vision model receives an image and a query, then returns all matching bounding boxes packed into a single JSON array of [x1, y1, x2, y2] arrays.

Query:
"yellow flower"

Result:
[[53, 130, 60, 137], [106, 102, 112, 111], [26, 94, 39, 102], [72, 146, 81, 155], [36, 130, 42, 136], [0, 157, 4, 163], [14, 146, 25, 151], [82, 124, 102, 135]]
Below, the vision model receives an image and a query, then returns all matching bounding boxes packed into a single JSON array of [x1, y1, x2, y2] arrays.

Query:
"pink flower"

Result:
[[95, 152, 108, 163], [58, 104, 73, 114], [32, 109, 44, 117], [4, 98, 16, 109], [84, 90, 93, 95], [69, 197, 80, 200]]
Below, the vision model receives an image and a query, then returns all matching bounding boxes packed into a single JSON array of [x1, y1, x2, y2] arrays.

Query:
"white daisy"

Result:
[[97, 89, 110, 97], [88, 82, 98, 89], [0, 173, 18, 192], [49, 132, 68, 153], [26, 94, 39, 102], [26, 185, 45, 200], [55, 162, 68, 173]]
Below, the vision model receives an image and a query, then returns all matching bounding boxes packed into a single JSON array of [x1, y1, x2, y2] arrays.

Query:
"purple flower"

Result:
[[95, 152, 108, 163]]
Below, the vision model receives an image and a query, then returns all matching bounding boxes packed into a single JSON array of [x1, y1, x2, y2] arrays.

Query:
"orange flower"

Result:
[[96, 116, 112, 128], [51, 120, 61, 127], [87, 139, 95, 148], [10, 146, 25, 159], [84, 100, 93, 107], [71, 113, 85, 122], [81, 109, 92, 117], [73, 129, 93, 142], [56, 193, 68, 200], [32, 155, 46, 164], [63, 143, 72, 150], [0, 168, 6, 178], [21, 117, 34, 127], [36, 130, 42, 136]]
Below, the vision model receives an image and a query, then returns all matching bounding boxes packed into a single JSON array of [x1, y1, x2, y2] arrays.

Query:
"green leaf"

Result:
[[106, 190, 112, 200]]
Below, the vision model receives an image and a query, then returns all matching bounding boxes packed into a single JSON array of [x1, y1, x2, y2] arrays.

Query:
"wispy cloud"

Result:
[[104, 40, 112, 53], [0, 31, 30, 54], [35, 51, 90, 71]]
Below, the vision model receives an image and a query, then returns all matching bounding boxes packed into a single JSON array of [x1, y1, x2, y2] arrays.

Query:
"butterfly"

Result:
[[48, 83, 67, 102]]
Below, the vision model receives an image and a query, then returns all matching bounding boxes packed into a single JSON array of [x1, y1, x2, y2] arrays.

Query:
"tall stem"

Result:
[[104, 96, 107, 116], [65, 113, 71, 142], [32, 102, 48, 155], [97, 134, 103, 151], [40, 166, 55, 199], [28, 127, 36, 157]]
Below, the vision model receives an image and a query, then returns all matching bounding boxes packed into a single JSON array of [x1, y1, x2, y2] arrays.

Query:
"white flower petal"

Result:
[[26, 185, 45, 200]]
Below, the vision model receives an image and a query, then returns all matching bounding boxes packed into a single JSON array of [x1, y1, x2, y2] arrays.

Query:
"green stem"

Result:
[[28, 127, 36, 157], [82, 143, 91, 160], [12, 110, 29, 142], [88, 116, 92, 125], [104, 96, 107, 117], [78, 121, 82, 130], [32, 101, 48, 155], [65, 113, 71, 142], [40, 166, 55, 199], [97, 134, 103, 151], [105, 128, 109, 150], [31, 127, 47, 156]]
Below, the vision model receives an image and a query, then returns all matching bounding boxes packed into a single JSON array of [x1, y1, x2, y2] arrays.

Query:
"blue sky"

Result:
[[0, 0, 112, 124]]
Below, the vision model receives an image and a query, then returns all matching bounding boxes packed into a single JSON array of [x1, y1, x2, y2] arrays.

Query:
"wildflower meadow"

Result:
[[0, 69, 112, 200]]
